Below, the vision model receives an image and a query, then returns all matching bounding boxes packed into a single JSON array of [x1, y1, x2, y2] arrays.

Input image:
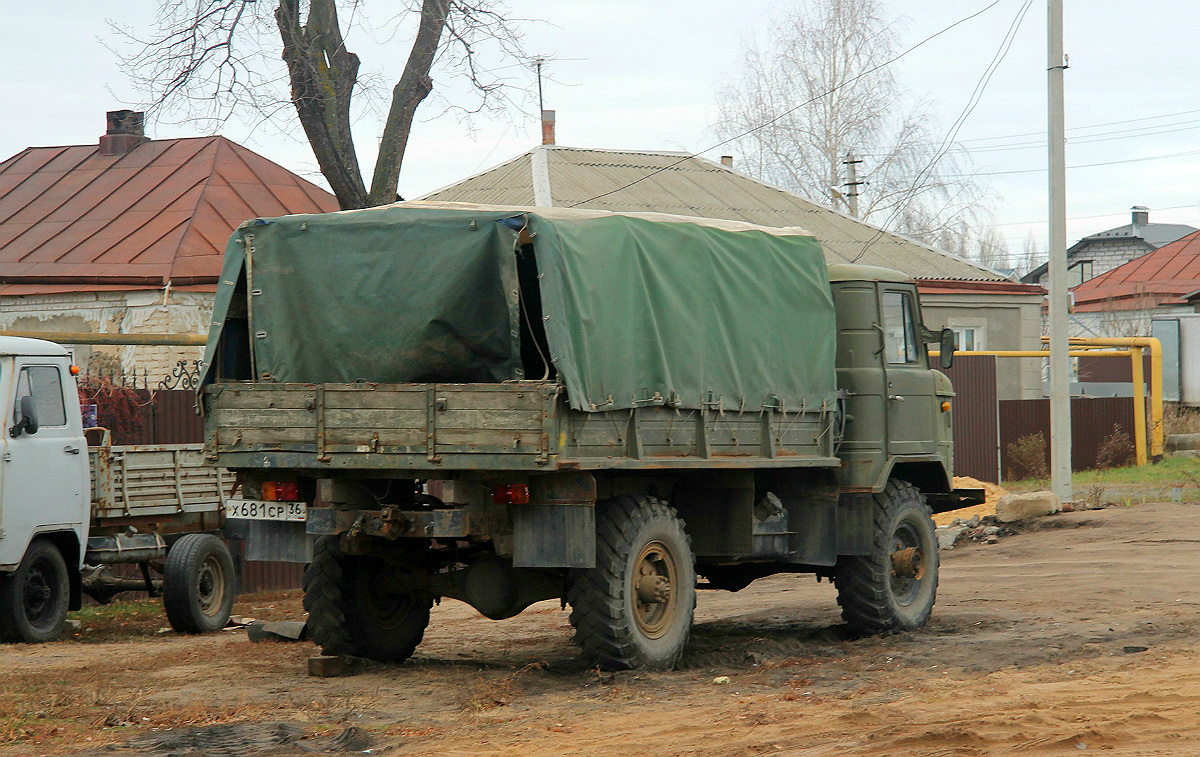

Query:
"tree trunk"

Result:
[[276, 0, 368, 209], [368, 0, 451, 206]]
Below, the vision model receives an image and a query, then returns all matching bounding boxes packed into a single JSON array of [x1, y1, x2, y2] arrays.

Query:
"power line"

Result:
[[852, 0, 1034, 262], [965, 146, 1200, 177], [566, 0, 1005, 208]]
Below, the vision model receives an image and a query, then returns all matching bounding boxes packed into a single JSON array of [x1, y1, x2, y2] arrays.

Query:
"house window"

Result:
[[950, 326, 984, 352], [15, 365, 67, 427], [1069, 260, 1094, 287], [882, 291, 919, 364]]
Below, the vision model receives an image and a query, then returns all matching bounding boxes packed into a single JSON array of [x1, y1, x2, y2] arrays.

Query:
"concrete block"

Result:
[[936, 525, 966, 550], [308, 655, 356, 678], [995, 491, 1061, 523], [1166, 434, 1200, 452]]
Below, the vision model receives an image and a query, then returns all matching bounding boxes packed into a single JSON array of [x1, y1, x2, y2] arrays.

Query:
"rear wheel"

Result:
[[0, 539, 70, 643], [163, 534, 238, 634], [568, 495, 696, 670], [835, 479, 938, 633], [303, 536, 431, 663]]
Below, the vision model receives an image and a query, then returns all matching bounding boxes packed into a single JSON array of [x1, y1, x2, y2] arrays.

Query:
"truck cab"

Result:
[[0, 336, 237, 644], [828, 264, 957, 497], [0, 338, 89, 574]]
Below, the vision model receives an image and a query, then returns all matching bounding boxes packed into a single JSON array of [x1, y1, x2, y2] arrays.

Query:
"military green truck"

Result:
[[200, 202, 977, 670]]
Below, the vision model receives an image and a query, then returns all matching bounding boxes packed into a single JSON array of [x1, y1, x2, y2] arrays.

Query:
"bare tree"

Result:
[[926, 220, 1011, 271], [714, 0, 987, 240], [113, 1, 528, 209], [1020, 230, 1042, 277]]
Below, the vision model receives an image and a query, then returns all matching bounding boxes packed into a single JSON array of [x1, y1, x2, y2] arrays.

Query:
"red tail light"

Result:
[[492, 484, 530, 505], [262, 481, 301, 501]]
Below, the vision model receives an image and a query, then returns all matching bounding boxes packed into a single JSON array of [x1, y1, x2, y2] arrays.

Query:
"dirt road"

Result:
[[6, 500, 1200, 756]]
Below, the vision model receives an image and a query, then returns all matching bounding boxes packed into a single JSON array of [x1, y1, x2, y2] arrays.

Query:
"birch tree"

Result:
[[714, 0, 987, 242]]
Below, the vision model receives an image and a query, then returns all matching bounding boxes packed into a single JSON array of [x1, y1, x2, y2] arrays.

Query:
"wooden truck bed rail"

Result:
[[206, 381, 840, 473], [88, 442, 226, 535]]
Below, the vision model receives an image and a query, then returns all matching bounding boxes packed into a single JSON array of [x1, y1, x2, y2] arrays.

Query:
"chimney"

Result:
[[720, 155, 734, 169], [99, 110, 148, 156], [1131, 205, 1149, 227], [541, 109, 556, 146]]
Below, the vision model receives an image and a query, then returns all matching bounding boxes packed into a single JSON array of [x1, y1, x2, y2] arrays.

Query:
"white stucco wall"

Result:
[[0, 289, 212, 386]]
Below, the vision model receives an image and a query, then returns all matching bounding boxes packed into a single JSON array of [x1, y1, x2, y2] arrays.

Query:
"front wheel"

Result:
[[0, 539, 70, 643], [568, 495, 696, 670], [835, 479, 938, 634], [163, 534, 238, 634]]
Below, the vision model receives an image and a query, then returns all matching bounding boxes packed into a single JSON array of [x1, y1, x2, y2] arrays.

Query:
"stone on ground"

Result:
[[995, 491, 1062, 523]]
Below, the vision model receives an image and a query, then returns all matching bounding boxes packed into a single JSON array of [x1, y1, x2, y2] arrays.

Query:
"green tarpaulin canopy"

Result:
[[202, 203, 838, 413]]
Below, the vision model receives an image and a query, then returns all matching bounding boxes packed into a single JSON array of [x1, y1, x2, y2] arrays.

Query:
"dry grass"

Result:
[[1164, 403, 1200, 436], [1, 590, 312, 751], [459, 662, 545, 710]]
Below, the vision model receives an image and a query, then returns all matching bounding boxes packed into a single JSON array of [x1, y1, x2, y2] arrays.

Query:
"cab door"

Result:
[[879, 287, 937, 457], [2, 360, 89, 562]]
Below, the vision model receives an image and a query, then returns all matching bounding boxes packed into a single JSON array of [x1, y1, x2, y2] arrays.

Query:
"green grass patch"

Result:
[[1004, 454, 1200, 501], [70, 597, 168, 642]]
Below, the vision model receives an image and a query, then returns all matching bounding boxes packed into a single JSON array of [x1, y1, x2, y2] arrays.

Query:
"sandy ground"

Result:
[[7, 500, 1200, 756]]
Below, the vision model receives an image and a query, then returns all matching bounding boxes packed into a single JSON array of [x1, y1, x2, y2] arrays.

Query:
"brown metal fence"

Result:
[[942, 355, 1000, 483], [999, 397, 1136, 479]]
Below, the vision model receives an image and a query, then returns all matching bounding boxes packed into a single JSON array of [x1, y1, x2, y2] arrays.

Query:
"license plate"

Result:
[[224, 498, 307, 522]]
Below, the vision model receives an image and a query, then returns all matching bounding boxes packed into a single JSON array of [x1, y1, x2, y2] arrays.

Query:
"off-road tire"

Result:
[[835, 479, 938, 634], [303, 536, 431, 663], [568, 495, 696, 670], [0, 538, 70, 643], [163, 534, 238, 634]]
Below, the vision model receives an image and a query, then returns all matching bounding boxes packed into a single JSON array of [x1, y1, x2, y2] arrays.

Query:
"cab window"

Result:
[[882, 291, 919, 364], [15, 365, 67, 427]]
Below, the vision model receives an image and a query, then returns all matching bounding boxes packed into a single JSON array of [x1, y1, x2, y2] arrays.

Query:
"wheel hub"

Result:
[[196, 556, 225, 615], [891, 546, 925, 580], [632, 541, 678, 639]]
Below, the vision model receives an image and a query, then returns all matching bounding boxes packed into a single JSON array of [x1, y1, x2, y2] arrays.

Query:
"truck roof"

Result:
[[826, 263, 913, 284], [0, 336, 70, 357]]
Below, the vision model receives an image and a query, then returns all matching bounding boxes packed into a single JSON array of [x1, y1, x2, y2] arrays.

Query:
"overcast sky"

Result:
[[4, 0, 1198, 265]]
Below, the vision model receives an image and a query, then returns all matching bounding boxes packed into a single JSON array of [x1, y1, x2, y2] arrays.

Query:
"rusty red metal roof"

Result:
[[1071, 229, 1200, 311], [0, 136, 337, 294]]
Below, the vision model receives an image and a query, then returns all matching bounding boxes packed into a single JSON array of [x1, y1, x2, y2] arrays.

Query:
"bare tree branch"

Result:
[[714, 0, 995, 257], [112, 0, 530, 210]]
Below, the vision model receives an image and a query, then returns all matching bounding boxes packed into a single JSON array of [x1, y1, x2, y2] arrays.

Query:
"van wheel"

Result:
[[0, 539, 70, 643], [303, 536, 431, 663], [163, 534, 238, 634], [568, 495, 696, 670], [835, 479, 938, 633]]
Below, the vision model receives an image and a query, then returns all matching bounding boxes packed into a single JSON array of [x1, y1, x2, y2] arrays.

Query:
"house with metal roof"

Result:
[[1022, 206, 1196, 288], [419, 141, 1046, 399], [1068, 229, 1200, 404], [0, 110, 337, 379]]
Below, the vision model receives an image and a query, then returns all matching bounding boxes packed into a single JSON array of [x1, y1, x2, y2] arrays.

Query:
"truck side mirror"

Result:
[[9, 395, 39, 438], [938, 328, 956, 370]]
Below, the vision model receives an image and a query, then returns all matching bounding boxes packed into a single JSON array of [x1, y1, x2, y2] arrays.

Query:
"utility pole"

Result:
[[1047, 0, 1072, 500], [843, 153, 863, 218]]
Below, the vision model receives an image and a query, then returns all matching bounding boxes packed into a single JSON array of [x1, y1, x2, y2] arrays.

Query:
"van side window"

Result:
[[881, 291, 919, 364], [15, 366, 67, 427]]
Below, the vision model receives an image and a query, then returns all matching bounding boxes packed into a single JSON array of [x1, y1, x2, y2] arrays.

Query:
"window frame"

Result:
[[14, 364, 68, 428]]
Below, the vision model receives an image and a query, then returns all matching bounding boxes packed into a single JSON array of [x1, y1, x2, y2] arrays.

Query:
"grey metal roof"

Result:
[[1080, 222, 1197, 248], [1020, 219, 1199, 283], [419, 146, 1007, 282]]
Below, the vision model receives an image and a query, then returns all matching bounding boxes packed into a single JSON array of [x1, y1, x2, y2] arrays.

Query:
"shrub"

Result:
[[1007, 431, 1048, 480], [1095, 425, 1134, 470], [77, 376, 149, 442]]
